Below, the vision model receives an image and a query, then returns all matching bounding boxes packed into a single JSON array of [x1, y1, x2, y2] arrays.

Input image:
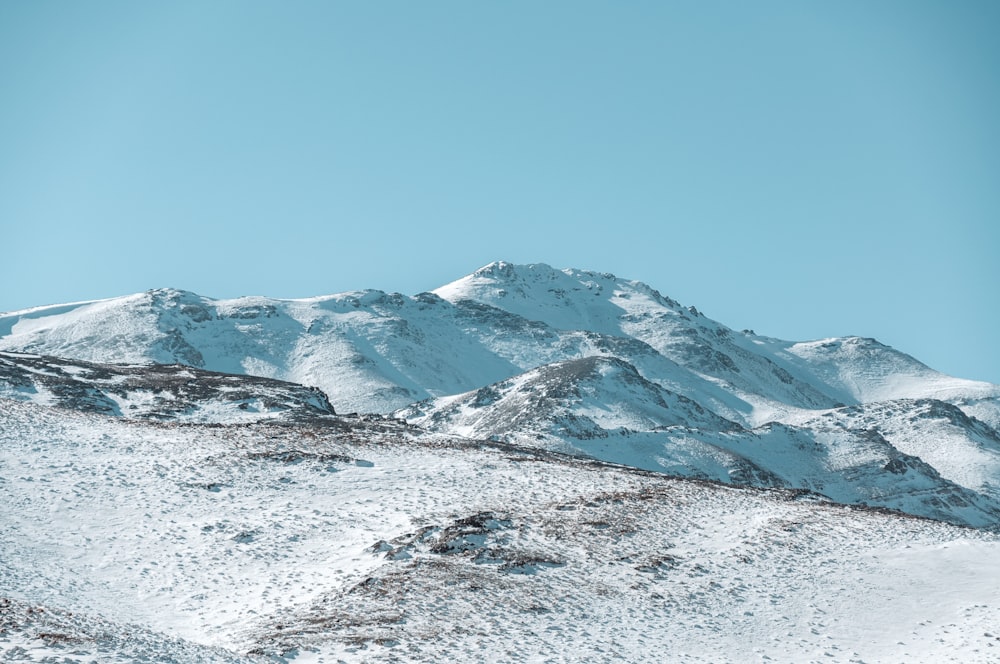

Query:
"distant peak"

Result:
[[801, 336, 890, 351], [472, 261, 558, 280], [433, 261, 689, 316], [146, 287, 206, 301], [473, 261, 517, 278]]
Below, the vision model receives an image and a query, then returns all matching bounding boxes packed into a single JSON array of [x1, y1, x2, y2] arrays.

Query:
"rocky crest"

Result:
[[0, 351, 335, 422]]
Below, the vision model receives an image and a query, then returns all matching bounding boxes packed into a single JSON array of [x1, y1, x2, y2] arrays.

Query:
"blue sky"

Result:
[[2, 1, 998, 383]]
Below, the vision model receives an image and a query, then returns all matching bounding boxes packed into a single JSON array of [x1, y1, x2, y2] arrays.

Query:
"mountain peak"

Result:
[[468, 261, 621, 283], [466, 260, 571, 284], [146, 287, 201, 298], [472, 260, 521, 279]]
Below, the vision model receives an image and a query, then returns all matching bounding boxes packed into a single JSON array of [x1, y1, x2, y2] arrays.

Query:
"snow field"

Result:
[[3, 399, 1000, 662]]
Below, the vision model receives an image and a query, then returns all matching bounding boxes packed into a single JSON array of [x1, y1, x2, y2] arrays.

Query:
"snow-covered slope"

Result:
[[788, 398, 1000, 501], [750, 333, 1000, 410], [0, 287, 593, 414], [3, 261, 999, 528], [4, 398, 1000, 663], [398, 356, 740, 447], [401, 359, 1000, 528], [0, 351, 335, 423]]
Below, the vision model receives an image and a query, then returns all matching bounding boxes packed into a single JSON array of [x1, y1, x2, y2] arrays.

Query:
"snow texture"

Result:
[[3, 261, 1000, 661], [3, 399, 1000, 662]]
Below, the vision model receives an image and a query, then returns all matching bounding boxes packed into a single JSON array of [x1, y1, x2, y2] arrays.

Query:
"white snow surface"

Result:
[[3, 262, 1000, 527], [3, 398, 1000, 663], [400, 359, 1000, 528], [4, 262, 996, 427]]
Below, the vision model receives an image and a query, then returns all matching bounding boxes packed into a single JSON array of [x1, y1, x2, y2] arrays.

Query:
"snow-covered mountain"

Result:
[[3, 261, 1000, 661], [2, 261, 999, 528], [5, 262, 996, 424], [433, 262, 1000, 425]]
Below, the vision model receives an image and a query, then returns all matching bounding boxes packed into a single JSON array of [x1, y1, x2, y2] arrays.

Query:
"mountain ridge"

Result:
[[2, 260, 999, 527], [3, 261, 994, 421]]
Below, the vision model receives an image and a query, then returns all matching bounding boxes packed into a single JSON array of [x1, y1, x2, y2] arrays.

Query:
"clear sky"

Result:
[[2, 1, 998, 383]]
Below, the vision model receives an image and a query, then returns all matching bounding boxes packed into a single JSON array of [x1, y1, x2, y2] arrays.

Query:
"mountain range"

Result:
[[3, 261, 999, 528], [2, 261, 1000, 661]]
